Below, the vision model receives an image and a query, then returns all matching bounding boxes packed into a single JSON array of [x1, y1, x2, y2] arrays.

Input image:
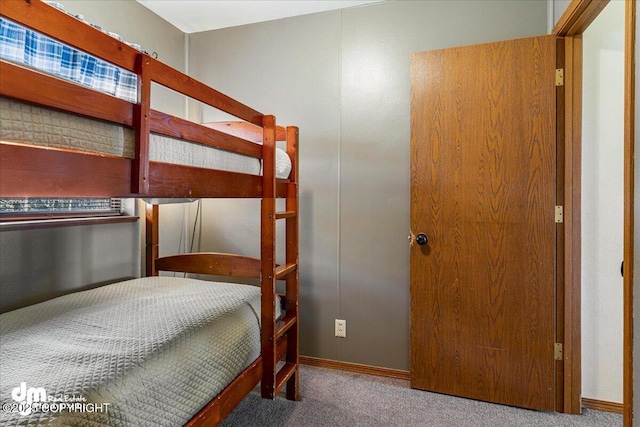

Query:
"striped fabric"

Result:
[[0, 8, 139, 103]]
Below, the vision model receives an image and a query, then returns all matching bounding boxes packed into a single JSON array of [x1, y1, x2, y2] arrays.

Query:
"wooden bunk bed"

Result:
[[0, 1, 299, 425]]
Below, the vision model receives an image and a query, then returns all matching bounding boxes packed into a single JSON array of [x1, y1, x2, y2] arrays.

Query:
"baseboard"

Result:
[[581, 397, 623, 414], [300, 356, 410, 381]]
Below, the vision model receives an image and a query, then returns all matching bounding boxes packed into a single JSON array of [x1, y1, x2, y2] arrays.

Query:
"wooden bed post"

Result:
[[261, 115, 278, 399], [145, 203, 159, 277], [133, 54, 151, 195], [284, 125, 300, 400]]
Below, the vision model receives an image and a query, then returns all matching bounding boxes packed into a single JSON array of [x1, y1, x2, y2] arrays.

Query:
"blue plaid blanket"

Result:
[[0, 1, 139, 102]]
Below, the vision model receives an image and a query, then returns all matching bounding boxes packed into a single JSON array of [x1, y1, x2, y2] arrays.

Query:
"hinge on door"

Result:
[[555, 343, 563, 361], [555, 68, 564, 86], [555, 206, 564, 223]]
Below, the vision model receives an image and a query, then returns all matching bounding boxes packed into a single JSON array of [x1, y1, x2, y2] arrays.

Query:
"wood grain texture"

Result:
[[260, 115, 277, 399], [0, 62, 133, 126], [581, 398, 624, 414], [623, 0, 635, 424], [555, 37, 567, 413], [203, 122, 287, 143], [274, 263, 297, 280], [274, 362, 297, 397], [410, 35, 557, 411], [154, 253, 261, 278], [300, 356, 410, 381], [0, 142, 133, 197], [0, 142, 270, 198], [275, 314, 297, 340], [262, 116, 277, 199], [145, 204, 159, 277], [284, 126, 300, 400], [553, 0, 610, 36], [147, 162, 263, 198], [563, 34, 583, 415], [260, 195, 276, 399], [133, 54, 151, 194]]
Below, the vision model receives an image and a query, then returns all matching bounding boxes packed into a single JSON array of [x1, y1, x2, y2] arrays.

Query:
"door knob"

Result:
[[416, 233, 429, 245]]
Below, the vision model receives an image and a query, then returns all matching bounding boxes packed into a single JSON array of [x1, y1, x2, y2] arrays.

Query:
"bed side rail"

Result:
[[0, 61, 134, 125], [154, 253, 261, 278], [203, 122, 287, 143]]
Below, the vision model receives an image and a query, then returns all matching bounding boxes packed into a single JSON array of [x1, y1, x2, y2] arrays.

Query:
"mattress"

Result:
[[0, 277, 278, 426], [0, 98, 292, 179]]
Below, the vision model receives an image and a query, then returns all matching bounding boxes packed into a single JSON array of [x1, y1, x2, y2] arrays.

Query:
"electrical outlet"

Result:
[[335, 319, 346, 338]]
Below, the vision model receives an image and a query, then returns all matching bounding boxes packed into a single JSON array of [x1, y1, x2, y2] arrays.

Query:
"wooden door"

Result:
[[410, 35, 557, 411]]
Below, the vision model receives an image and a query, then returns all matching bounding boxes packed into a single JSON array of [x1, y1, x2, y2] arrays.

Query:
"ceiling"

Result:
[[136, 0, 385, 34]]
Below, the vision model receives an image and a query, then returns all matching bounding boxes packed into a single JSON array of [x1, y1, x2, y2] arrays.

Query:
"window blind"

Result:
[[0, 198, 122, 218]]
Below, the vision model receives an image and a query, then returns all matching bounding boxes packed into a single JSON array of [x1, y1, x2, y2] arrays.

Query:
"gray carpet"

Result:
[[221, 365, 622, 427]]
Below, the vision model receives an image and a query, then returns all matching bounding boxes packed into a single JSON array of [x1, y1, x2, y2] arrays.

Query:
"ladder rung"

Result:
[[275, 262, 297, 280], [275, 314, 297, 340], [275, 210, 297, 219], [275, 362, 297, 396]]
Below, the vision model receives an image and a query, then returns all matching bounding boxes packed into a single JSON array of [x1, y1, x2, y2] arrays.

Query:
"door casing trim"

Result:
[[553, 0, 635, 423]]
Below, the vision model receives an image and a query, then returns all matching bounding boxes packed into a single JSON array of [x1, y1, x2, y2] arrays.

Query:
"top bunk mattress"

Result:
[[0, 276, 275, 426], [0, 98, 292, 179]]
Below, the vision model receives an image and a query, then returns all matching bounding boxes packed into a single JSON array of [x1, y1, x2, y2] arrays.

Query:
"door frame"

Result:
[[553, 0, 635, 423]]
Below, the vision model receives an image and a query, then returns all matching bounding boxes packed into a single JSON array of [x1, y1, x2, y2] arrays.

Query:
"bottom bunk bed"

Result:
[[0, 259, 295, 426], [0, 276, 278, 426]]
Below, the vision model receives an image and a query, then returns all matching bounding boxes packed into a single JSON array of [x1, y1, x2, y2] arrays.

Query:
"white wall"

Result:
[[581, 0, 625, 404]]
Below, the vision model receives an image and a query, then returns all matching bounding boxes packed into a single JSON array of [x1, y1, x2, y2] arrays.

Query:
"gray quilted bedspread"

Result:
[[0, 277, 263, 426]]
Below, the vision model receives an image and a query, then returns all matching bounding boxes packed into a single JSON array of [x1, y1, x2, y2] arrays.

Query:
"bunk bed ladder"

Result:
[[261, 116, 300, 401]]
